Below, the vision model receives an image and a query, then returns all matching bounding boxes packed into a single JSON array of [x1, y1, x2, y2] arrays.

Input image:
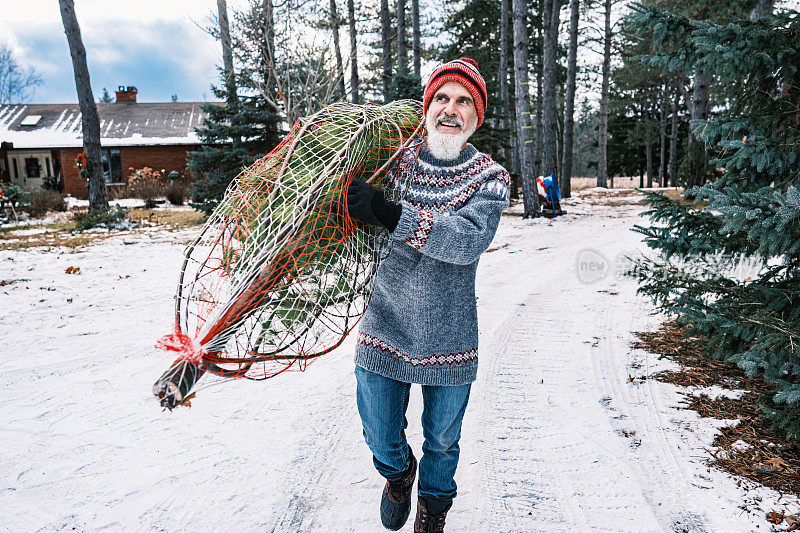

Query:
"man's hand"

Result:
[[346, 178, 402, 232]]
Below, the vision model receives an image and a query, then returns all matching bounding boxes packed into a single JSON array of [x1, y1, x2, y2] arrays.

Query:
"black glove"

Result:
[[346, 178, 402, 232]]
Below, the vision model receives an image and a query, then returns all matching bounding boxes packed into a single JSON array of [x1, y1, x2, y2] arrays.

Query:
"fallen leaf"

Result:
[[767, 510, 784, 524], [65, 266, 81, 275], [67, 298, 73, 303], [786, 514, 800, 531]]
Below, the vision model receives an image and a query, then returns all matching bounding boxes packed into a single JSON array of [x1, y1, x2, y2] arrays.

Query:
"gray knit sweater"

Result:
[[354, 141, 511, 386]]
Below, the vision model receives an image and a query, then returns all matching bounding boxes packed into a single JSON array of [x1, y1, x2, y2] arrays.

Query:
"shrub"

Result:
[[165, 180, 187, 206], [128, 167, 164, 208], [28, 190, 67, 218], [72, 205, 129, 231]]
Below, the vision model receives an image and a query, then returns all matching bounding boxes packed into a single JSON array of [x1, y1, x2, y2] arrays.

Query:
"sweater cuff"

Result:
[[390, 200, 435, 251]]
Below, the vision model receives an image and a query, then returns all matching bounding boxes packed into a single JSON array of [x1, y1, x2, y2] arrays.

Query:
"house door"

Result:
[[7, 151, 54, 190]]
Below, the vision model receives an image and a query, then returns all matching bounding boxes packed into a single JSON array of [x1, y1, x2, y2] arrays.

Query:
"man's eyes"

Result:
[[436, 95, 471, 105]]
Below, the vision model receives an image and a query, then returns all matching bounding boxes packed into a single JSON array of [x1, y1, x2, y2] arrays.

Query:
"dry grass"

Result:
[[0, 208, 206, 251], [632, 320, 800, 512]]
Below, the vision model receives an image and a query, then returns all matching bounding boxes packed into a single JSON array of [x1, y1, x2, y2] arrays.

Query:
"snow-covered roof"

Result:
[[0, 102, 223, 149]]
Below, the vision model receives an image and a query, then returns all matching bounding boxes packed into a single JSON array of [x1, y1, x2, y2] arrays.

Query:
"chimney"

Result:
[[115, 85, 138, 102]]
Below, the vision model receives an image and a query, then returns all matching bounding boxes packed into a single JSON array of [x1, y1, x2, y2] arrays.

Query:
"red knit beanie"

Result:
[[422, 57, 487, 129]]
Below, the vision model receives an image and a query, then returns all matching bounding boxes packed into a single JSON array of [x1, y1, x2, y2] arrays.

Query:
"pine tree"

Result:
[[187, 4, 283, 214], [627, 3, 800, 440]]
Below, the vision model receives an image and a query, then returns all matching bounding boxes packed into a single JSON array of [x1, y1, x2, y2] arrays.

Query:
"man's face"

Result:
[[426, 81, 478, 136]]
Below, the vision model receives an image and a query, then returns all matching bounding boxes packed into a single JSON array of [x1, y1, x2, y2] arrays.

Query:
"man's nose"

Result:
[[444, 100, 458, 115]]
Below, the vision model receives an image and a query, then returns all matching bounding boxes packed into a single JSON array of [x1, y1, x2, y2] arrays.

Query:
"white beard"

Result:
[[425, 112, 477, 160]]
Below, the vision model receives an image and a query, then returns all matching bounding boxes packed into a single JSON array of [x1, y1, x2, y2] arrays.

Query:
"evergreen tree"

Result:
[[627, 3, 800, 440], [187, 5, 283, 214]]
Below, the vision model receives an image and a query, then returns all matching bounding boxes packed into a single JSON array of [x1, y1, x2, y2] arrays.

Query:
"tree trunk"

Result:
[[262, 0, 275, 92], [668, 91, 679, 187], [58, 0, 106, 211], [498, 0, 517, 196], [381, 0, 393, 102], [534, 0, 544, 182], [597, 0, 611, 188], [330, 0, 347, 100], [658, 83, 668, 187], [646, 129, 654, 188], [542, 0, 560, 182], [348, 0, 360, 104], [688, 67, 709, 187], [560, 0, 579, 199], [411, 0, 421, 80], [750, 0, 773, 21], [217, 0, 241, 150], [397, 0, 407, 76], [512, 0, 541, 217]]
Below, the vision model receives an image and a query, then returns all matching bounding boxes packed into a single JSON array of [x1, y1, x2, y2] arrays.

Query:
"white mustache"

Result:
[[437, 114, 462, 127]]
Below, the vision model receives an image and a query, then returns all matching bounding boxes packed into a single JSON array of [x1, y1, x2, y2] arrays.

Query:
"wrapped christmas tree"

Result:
[[152, 100, 424, 409]]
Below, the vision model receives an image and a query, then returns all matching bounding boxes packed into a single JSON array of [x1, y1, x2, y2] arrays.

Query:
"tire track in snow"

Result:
[[590, 293, 712, 532], [475, 286, 666, 532]]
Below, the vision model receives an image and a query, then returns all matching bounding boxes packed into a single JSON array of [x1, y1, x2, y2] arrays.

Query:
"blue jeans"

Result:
[[354, 365, 471, 503]]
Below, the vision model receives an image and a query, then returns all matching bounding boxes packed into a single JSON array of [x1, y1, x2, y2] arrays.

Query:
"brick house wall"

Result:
[[60, 144, 201, 198]]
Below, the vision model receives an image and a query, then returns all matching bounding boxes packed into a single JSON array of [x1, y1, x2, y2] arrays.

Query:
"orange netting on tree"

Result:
[[153, 100, 424, 409]]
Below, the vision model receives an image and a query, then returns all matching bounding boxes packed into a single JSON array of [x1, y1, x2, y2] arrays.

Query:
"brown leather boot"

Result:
[[413, 499, 449, 533], [380, 450, 417, 530]]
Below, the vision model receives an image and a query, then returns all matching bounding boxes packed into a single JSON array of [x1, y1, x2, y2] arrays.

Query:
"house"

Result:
[[0, 86, 222, 198]]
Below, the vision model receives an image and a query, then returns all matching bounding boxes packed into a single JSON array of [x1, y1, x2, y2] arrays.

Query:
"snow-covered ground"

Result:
[[0, 189, 795, 532]]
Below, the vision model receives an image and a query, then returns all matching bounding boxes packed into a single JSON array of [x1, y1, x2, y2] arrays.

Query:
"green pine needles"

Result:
[[626, 4, 800, 440]]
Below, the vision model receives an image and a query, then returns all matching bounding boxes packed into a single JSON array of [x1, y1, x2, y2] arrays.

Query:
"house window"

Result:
[[45, 157, 51, 176], [12, 158, 18, 179], [102, 148, 123, 184], [25, 157, 40, 178]]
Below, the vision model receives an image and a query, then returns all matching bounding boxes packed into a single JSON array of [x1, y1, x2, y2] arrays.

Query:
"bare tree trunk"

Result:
[[498, 0, 517, 197], [347, 0, 360, 103], [560, 0, 579, 199], [262, 0, 274, 90], [217, 0, 241, 150], [381, 0, 392, 102], [668, 90, 679, 187], [534, 0, 544, 182], [688, 67, 708, 187], [397, 0, 407, 76], [330, 0, 347, 100], [58, 0, 106, 210], [597, 0, 611, 188], [750, 0, 773, 20], [658, 83, 668, 187], [542, 0, 560, 182], [513, 0, 541, 217], [645, 125, 654, 188], [411, 0, 421, 80]]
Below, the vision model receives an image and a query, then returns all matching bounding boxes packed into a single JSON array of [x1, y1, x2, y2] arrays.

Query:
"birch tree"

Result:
[[58, 0, 106, 210]]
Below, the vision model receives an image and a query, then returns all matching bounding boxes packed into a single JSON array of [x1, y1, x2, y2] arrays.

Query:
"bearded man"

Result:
[[346, 58, 510, 533]]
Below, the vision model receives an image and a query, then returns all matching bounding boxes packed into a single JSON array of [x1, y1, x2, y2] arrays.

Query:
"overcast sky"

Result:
[[2, 0, 256, 104]]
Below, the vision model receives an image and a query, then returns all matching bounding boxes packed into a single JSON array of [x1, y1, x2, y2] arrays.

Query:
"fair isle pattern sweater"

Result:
[[354, 142, 511, 386]]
